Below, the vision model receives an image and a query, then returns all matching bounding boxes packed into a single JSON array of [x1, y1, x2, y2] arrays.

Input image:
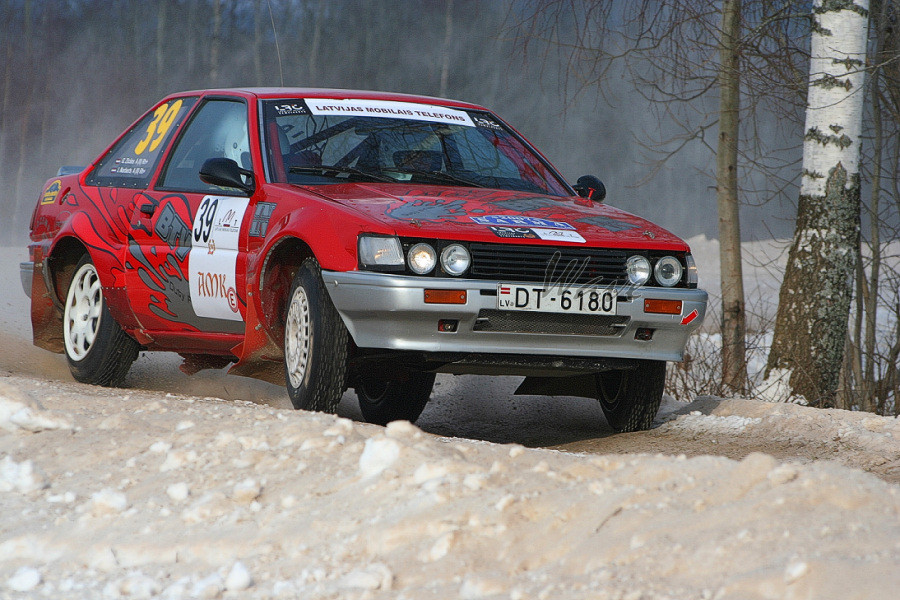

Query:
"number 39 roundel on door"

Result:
[[189, 195, 249, 321]]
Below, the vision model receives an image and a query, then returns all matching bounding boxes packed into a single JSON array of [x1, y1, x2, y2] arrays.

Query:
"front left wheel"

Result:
[[63, 255, 140, 386], [284, 258, 349, 412], [596, 360, 666, 433]]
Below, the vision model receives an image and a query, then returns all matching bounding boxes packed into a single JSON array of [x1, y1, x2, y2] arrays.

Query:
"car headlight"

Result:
[[359, 235, 403, 269], [408, 243, 437, 274], [440, 244, 470, 276], [685, 253, 698, 288], [654, 256, 683, 287], [626, 255, 651, 286]]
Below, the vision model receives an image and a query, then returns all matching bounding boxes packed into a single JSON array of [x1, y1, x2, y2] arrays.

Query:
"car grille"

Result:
[[469, 243, 630, 286], [473, 309, 629, 336]]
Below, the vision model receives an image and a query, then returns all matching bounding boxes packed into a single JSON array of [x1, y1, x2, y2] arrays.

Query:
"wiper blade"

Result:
[[391, 169, 485, 188], [289, 165, 396, 183]]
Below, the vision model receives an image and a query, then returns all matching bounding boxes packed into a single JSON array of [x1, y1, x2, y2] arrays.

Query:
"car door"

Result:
[[125, 97, 255, 338], [81, 96, 197, 329]]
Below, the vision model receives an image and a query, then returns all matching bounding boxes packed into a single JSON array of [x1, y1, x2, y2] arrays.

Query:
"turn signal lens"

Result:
[[424, 289, 467, 304], [644, 299, 683, 315], [685, 253, 698, 288]]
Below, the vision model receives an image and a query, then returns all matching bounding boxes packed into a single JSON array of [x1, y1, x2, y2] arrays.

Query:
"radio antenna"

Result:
[[266, 0, 285, 86]]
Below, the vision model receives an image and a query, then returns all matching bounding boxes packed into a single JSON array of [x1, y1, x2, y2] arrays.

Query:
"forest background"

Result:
[[1, 0, 897, 413]]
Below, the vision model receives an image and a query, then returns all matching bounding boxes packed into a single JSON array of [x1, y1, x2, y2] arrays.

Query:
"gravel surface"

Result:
[[3, 246, 900, 599]]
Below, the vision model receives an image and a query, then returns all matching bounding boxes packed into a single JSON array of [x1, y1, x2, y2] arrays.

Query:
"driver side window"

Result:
[[158, 99, 250, 192]]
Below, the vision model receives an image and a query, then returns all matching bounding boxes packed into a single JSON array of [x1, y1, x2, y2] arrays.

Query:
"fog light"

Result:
[[438, 319, 458, 332], [635, 328, 654, 341]]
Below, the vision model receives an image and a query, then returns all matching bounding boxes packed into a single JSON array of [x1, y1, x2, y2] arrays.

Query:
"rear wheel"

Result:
[[284, 258, 348, 412], [596, 360, 666, 432], [355, 372, 436, 425], [63, 255, 139, 386]]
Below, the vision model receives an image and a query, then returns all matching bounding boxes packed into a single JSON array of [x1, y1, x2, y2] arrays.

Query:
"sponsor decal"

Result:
[[189, 196, 249, 322], [533, 228, 586, 243], [577, 216, 639, 233], [471, 215, 575, 230], [249, 202, 277, 237], [386, 198, 468, 222], [488, 226, 539, 239], [41, 180, 62, 205], [470, 114, 503, 130], [488, 197, 558, 213], [274, 102, 308, 116], [681, 309, 699, 326], [307, 99, 475, 127], [153, 202, 192, 260]]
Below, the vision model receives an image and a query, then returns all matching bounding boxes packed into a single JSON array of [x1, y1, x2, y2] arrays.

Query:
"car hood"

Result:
[[300, 183, 689, 250]]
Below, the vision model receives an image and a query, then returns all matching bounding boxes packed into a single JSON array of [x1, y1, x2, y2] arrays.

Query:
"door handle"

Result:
[[140, 204, 156, 216]]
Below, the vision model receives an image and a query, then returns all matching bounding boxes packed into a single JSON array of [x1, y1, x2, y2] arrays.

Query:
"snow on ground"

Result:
[[3, 246, 900, 598], [1, 375, 899, 599]]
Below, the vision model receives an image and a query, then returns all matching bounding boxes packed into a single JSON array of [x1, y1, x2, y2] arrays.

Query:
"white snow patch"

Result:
[[359, 437, 402, 477], [757, 369, 808, 405], [0, 387, 71, 433], [666, 413, 762, 435], [90, 488, 128, 516], [224, 561, 253, 591], [165, 482, 190, 502], [0, 456, 47, 493], [6, 566, 41, 592]]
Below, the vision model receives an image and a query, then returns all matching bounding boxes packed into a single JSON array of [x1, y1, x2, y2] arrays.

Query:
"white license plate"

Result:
[[497, 284, 617, 315]]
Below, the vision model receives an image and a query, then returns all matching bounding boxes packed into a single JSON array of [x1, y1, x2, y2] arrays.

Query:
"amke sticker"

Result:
[[189, 196, 249, 321]]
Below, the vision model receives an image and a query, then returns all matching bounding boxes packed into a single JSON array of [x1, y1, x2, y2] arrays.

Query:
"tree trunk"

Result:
[[765, 0, 869, 407], [308, 0, 326, 83], [440, 0, 454, 98], [716, 0, 748, 395], [156, 0, 167, 94], [210, 0, 222, 86], [254, 0, 264, 86]]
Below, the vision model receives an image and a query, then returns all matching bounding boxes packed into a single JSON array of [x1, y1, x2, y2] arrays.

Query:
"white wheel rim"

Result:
[[64, 263, 103, 361], [285, 285, 311, 389]]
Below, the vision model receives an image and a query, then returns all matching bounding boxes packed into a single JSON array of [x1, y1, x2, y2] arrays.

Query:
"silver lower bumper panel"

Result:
[[323, 271, 707, 364]]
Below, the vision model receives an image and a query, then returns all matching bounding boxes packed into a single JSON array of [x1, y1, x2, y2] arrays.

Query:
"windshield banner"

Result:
[[306, 99, 474, 127]]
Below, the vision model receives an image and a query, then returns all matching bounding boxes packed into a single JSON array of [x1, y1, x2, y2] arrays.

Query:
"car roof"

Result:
[[171, 88, 488, 112]]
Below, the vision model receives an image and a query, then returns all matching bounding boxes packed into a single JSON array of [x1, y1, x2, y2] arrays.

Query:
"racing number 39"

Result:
[[134, 99, 184, 156], [193, 197, 219, 243]]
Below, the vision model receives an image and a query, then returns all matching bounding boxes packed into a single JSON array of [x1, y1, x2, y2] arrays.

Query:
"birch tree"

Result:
[[512, 1, 813, 395], [765, 0, 869, 407]]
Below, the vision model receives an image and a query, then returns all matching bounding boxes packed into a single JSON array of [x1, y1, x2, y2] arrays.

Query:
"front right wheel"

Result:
[[596, 360, 666, 432], [355, 372, 436, 425]]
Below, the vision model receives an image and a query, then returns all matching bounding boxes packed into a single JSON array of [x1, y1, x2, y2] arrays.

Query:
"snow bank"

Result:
[[0, 376, 898, 599]]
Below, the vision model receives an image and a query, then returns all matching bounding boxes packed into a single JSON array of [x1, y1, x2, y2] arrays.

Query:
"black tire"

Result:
[[63, 255, 139, 386], [596, 360, 666, 432], [355, 372, 436, 426], [284, 258, 348, 412]]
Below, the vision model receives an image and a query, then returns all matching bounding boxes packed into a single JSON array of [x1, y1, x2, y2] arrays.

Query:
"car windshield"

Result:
[[261, 99, 570, 196]]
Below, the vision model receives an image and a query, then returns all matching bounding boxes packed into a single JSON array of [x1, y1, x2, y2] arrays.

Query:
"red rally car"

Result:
[[21, 88, 707, 432]]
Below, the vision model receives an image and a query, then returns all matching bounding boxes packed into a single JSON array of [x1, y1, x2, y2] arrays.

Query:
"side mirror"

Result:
[[199, 157, 255, 195], [573, 175, 606, 202]]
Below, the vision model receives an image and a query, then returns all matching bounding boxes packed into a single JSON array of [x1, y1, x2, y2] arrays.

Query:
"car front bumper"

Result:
[[20, 262, 33, 298], [322, 270, 707, 364]]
